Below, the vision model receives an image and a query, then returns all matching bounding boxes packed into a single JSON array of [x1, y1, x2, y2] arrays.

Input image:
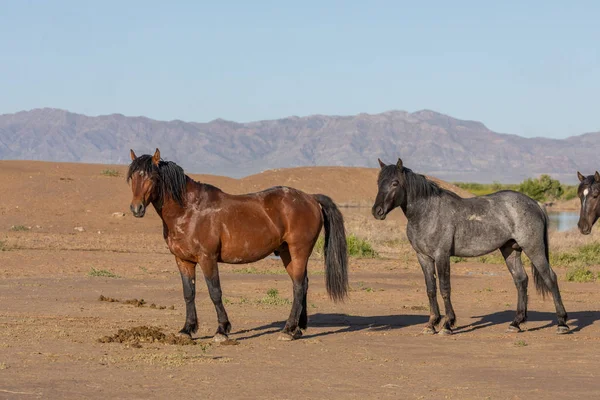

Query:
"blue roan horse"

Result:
[[372, 158, 569, 335]]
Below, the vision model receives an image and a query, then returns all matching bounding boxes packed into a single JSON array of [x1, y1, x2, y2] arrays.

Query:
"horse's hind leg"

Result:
[[198, 256, 231, 342], [416, 253, 441, 334], [279, 245, 310, 341], [278, 246, 308, 330], [500, 243, 528, 332], [524, 246, 569, 334], [435, 255, 456, 335]]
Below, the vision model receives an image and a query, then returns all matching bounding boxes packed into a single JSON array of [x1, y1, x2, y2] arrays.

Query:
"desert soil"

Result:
[[1, 160, 599, 399]]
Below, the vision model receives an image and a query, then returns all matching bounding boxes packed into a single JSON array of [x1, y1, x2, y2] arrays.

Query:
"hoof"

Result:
[[422, 327, 436, 335], [177, 330, 192, 338], [213, 333, 228, 343], [556, 325, 570, 335], [278, 330, 302, 341], [438, 328, 453, 336], [506, 325, 522, 333]]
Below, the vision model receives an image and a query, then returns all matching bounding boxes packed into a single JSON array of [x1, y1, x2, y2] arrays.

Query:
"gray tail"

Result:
[[532, 203, 551, 299], [313, 194, 348, 302]]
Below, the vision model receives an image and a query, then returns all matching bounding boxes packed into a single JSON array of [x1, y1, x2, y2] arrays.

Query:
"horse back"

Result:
[[208, 186, 323, 262]]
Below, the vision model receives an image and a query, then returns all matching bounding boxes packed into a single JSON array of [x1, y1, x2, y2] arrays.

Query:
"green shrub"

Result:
[[347, 234, 378, 258], [101, 169, 120, 177], [517, 174, 563, 202], [314, 234, 378, 258], [88, 268, 119, 278], [258, 288, 290, 306], [565, 266, 596, 283], [562, 185, 578, 201], [551, 243, 600, 268], [456, 178, 577, 202]]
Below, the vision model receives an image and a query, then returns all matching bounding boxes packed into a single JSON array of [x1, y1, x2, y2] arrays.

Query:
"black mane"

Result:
[[127, 155, 188, 207], [403, 168, 445, 199], [379, 165, 451, 201]]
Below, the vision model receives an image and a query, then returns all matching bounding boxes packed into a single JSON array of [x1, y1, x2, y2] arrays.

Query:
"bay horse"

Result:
[[372, 158, 569, 335], [576, 171, 600, 234], [127, 149, 348, 341]]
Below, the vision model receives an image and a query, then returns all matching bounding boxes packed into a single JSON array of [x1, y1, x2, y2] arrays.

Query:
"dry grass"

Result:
[[548, 229, 600, 253]]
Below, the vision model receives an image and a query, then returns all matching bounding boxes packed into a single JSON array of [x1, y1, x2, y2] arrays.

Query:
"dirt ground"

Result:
[[1, 160, 599, 399]]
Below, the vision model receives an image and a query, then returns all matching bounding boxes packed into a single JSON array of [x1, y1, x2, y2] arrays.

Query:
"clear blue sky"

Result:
[[1, 0, 598, 138]]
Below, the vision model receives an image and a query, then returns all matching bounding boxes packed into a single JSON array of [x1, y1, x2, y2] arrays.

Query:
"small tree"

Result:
[[517, 174, 563, 202]]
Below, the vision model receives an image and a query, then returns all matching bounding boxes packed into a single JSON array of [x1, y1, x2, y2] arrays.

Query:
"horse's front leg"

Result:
[[198, 256, 231, 342], [435, 254, 456, 335], [416, 253, 441, 334], [175, 257, 198, 337]]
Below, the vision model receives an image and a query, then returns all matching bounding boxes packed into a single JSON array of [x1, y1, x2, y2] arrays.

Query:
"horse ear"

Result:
[[152, 148, 161, 166], [577, 171, 586, 183], [595, 171, 600, 183], [130, 149, 137, 161], [396, 158, 403, 170], [377, 158, 386, 169]]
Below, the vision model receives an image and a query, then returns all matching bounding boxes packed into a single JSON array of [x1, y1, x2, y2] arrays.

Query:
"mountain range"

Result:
[[0, 108, 597, 183]]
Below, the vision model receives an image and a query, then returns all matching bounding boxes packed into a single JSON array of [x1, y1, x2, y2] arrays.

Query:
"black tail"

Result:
[[313, 194, 348, 302], [532, 204, 551, 299]]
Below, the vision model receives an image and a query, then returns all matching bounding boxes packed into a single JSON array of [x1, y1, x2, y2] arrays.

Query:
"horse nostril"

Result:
[[131, 204, 144, 215], [377, 207, 384, 216]]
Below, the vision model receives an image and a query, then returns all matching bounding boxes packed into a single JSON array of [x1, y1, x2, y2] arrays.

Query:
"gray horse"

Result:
[[372, 158, 569, 335]]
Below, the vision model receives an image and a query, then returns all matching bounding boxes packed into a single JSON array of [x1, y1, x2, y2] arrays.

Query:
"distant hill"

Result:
[[0, 108, 597, 182]]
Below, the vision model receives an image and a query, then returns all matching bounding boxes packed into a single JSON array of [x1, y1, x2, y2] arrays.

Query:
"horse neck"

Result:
[[151, 177, 197, 222], [403, 190, 437, 222]]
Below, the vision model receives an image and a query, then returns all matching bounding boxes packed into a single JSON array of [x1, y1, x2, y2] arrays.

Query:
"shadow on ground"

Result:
[[232, 309, 600, 340]]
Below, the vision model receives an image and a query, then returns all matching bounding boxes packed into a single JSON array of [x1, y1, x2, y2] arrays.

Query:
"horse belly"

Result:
[[453, 222, 511, 257], [218, 223, 282, 264]]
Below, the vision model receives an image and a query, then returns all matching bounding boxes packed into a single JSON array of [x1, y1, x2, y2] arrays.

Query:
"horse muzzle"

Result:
[[372, 205, 387, 220], [130, 203, 146, 218]]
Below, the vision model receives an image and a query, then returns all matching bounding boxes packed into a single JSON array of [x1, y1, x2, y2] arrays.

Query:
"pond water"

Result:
[[547, 211, 579, 232]]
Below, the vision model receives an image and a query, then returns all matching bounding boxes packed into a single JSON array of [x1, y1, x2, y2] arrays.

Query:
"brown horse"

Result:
[[127, 148, 348, 341], [576, 170, 600, 234]]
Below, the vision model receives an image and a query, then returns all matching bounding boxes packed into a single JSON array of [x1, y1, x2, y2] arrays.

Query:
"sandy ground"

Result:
[[1, 160, 599, 399]]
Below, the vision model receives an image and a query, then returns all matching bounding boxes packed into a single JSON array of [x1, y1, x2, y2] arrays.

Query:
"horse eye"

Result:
[[391, 181, 399, 187]]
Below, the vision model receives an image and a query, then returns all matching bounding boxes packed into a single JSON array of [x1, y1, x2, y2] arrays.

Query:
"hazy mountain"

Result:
[[0, 108, 596, 183]]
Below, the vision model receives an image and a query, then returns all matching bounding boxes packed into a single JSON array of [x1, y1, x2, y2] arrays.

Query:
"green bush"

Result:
[[314, 234, 378, 258], [10, 225, 30, 231], [561, 185, 579, 201], [258, 288, 290, 306], [551, 243, 600, 268], [456, 177, 577, 202], [453, 182, 518, 196], [101, 169, 120, 177], [88, 268, 119, 278], [566, 266, 596, 283], [517, 174, 563, 202]]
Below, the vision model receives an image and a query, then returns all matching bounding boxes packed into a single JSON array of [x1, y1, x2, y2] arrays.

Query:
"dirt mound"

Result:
[[97, 326, 200, 347], [99, 294, 174, 310], [0, 160, 472, 235]]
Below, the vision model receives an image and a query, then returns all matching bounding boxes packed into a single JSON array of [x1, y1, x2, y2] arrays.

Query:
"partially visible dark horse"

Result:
[[127, 149, 348, 341], [372, 158, 569, 335], [576, 171, 600, 234]]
